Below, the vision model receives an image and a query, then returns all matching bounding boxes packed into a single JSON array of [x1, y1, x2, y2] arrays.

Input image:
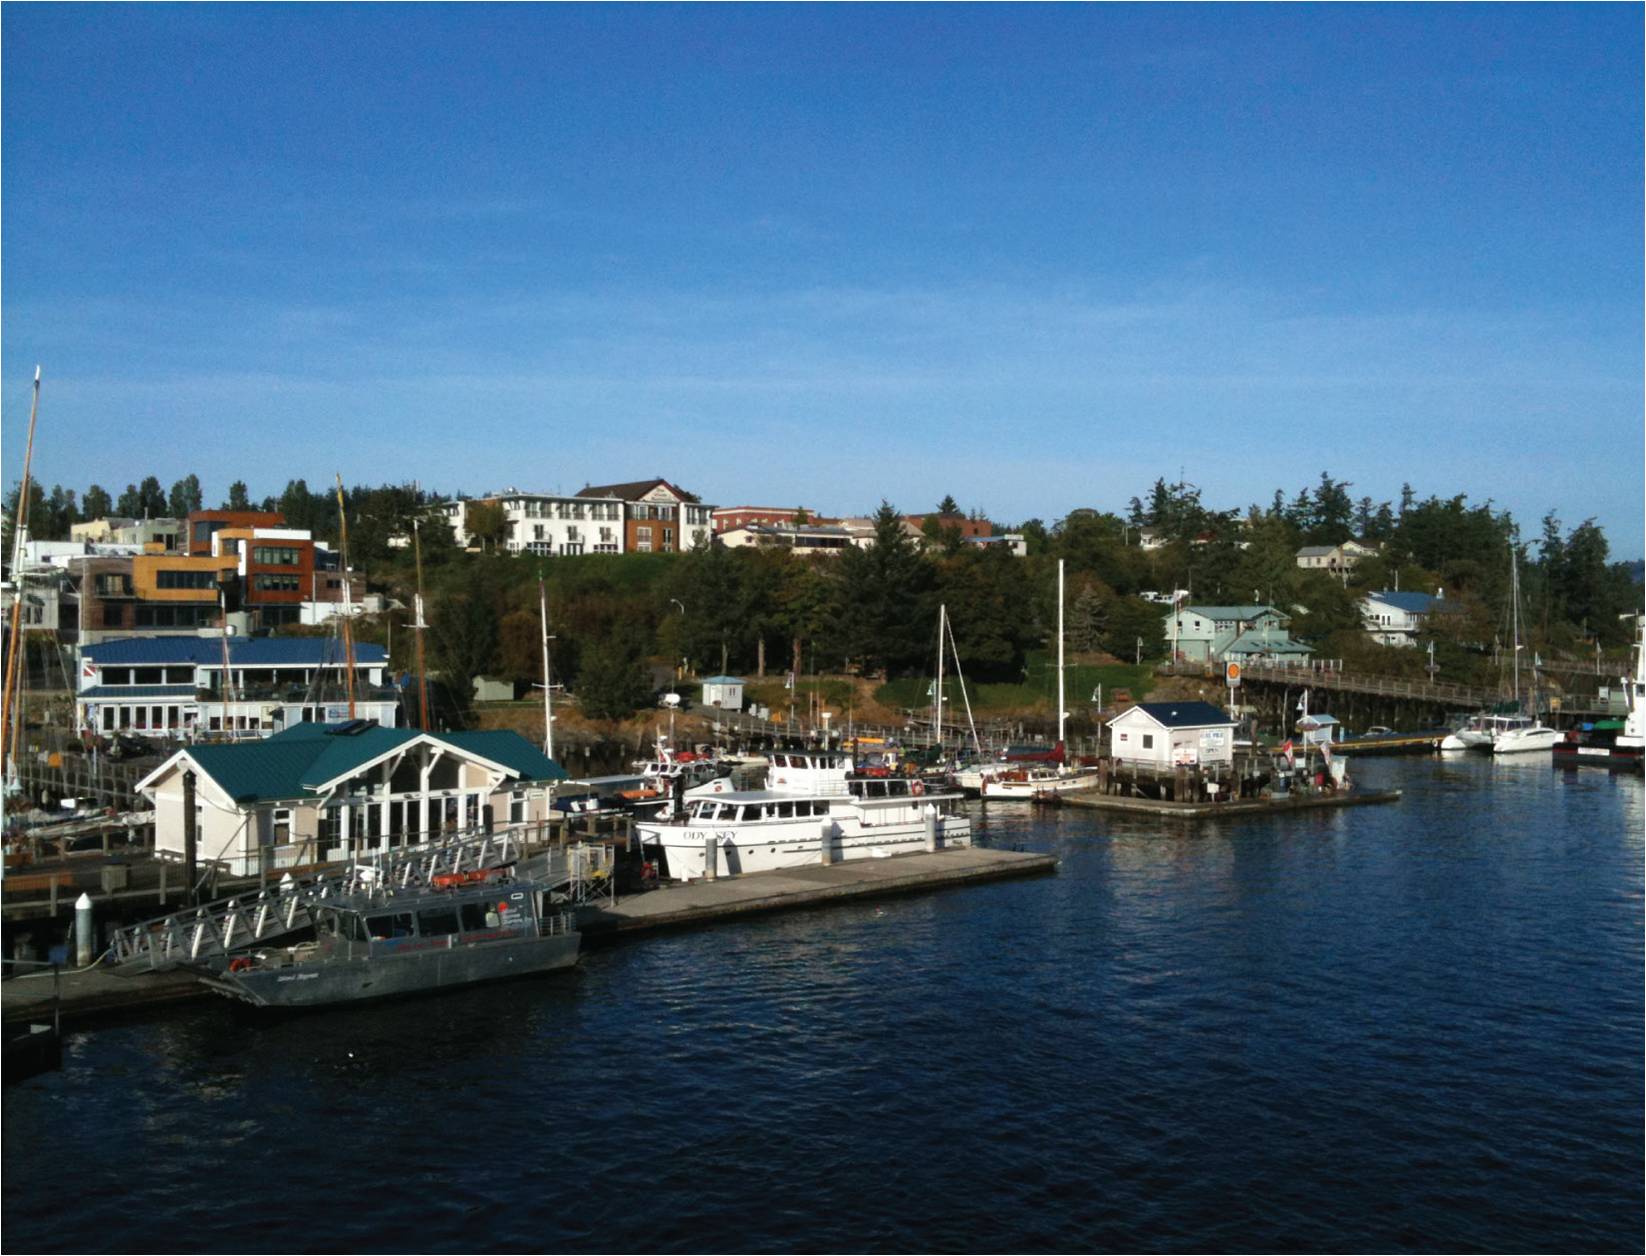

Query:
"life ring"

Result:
[[228, 956, 254, 974], [911, 780, 925, 797]]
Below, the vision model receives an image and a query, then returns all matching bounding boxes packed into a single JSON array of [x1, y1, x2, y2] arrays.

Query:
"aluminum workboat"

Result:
[[197, 870, 579, 1009]]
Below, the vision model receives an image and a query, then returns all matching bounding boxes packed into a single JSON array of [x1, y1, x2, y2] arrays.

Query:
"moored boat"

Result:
[[196, 869, 579, 1009], [635, 747, 970, 882], [1553, 626, 1644, 771]]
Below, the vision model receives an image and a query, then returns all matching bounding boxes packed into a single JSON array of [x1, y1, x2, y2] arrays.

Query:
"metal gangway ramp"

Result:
[[110, 828, 613, 972]]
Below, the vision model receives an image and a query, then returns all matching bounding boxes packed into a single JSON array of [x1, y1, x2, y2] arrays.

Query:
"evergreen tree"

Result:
[[115, 484, 141, 517], [833, 502, 934, 676], [82, 484, 113, 519], [137, 475, 167, 518], [168, 474, 203, 518], [937, 494, 960, 516], [1066, 581, 1109, 652], [226, 481, 251, 510]]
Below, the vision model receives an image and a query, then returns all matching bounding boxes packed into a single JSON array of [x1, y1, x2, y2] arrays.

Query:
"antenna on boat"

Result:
[[2, 367, 43, 778]]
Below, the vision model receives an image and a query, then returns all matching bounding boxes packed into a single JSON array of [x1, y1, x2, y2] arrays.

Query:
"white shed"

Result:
[[700, 675, 744, 711], [1107, 701, 1237, 770]]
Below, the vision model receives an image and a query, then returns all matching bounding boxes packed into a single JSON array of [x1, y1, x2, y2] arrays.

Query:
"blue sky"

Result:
[[4, 5, 1641, 554]]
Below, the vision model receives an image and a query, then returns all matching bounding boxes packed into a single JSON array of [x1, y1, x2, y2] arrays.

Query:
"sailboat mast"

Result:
[[412, 521, 430, 731], [334, 476, 356, 719], [1057, 558, 1066, 758], [539, 578, 555, 761], [934, 603, 946, 749], [2, 367, 43, 767]]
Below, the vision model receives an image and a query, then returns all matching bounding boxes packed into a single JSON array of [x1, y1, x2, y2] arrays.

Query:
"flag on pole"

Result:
[[1320, 739, 1332, 765], [1279, 739, 1295, 769]]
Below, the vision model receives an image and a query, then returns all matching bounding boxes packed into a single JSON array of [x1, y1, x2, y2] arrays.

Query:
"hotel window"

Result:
[[636, 525, 653, 552], [252, 546, 300, 566], [663, 528, 673, 547], [253, 574, 301, 592]]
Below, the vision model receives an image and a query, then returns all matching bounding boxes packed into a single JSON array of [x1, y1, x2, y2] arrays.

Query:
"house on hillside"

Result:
[[1359, 589, 1446, 647], [1163, 604, 1312, 665], [1296, 540, 1377, 575], [1107, 701, 1237, 770], [136, 721, 567, 875]]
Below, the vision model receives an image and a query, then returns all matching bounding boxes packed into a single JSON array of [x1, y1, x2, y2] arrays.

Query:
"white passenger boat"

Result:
[[634, 748, 971, 882]]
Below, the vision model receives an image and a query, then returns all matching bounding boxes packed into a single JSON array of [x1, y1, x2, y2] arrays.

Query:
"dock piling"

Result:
[[703, 836, 718, 882], [923, 807, 938, 852], [74, 894, 94, 968]]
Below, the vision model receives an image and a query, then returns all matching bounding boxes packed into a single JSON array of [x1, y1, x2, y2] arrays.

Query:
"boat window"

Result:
[[777, 802, 794, 819], [460, 902, 496, 931], [342, 915, 369, 943], [366, 912, 415, 940], [713, 803, 736, 821], [418, 907, 461, 937]]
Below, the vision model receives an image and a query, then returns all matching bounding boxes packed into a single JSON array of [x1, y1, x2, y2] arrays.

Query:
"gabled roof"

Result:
[[1361, 590, 1437, 615], [701, 675, 742, 685], [82, 637, 388, 666], [576, 478, 690, 502], [1111, 701, 1236, 729], [1296, 546, 1337, 557], [139, 721, 566, 804]]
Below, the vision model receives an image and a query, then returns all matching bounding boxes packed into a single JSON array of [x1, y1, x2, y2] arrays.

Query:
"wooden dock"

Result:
[[578, 845, 1057, 939], [1, 846, 1057, 1027], [1062, 788, 1402, 820]]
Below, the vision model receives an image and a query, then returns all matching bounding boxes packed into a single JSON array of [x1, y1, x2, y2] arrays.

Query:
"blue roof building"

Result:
[[137, 722, 568, 875]]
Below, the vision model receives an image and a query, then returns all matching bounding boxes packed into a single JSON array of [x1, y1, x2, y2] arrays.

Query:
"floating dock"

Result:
[[1061, 788, 1402, 820], [1, 845, 1057, 1028], [1333, 731, 1448, 755], [578, 845, 1055, 939]]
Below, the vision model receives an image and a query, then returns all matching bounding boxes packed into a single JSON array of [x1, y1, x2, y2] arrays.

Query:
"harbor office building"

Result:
[[78, 637, 398, 739], [1107, 701, 1238, 770], [136, 722, 568, 875]]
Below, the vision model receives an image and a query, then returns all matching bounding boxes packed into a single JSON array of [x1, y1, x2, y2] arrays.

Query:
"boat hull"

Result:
[[640, 812, 970, 882], [1491, 727, 1562, 754], [200, 932, 581, 1009]]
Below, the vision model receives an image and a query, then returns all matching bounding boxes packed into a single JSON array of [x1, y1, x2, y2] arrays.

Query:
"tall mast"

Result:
[[934, 603, 946, 749], [539, 578, 555, 761], [334, 475, 356, 719], [2, 367, 43, 769], [1057, 558, 1066, 759], [413, 520, 430, 731]]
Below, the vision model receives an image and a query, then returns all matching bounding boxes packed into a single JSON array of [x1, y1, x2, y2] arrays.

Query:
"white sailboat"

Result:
[[979, 560, 1101, 800], [1488, 550, 1560, 755]]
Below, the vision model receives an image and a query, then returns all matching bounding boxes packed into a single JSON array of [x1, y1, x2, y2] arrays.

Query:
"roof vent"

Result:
[[327, 719, 374, 737]]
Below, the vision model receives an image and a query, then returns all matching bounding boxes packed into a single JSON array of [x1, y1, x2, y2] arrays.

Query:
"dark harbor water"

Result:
[[4, 757, 1641, 1253]]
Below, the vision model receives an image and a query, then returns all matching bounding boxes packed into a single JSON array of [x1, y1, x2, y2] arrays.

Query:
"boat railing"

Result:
[[538, 909, 577, 938]]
